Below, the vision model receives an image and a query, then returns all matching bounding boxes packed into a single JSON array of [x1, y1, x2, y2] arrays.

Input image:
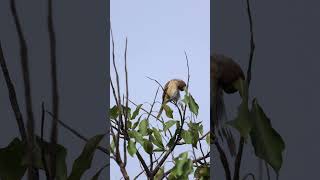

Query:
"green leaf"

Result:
[[153, 148, 166, 152], [182, 93, 190, 105], [205, 134, 210, 144], [250, 99, 285, 174], [0, 138, 26, 180], [131, 114, 143, 130], [227, 100, 251, 137], [20, 137, 68, 180], [152, 128, 164, 149], [138, 119, 149, 136], [142, 140, 153, 154], [164, 120, 177, 132], [121, 105, 131, 120], [68, 134, 105, 180], [110, 138, 115, 154], [36, 137, 68, 180], [155, 167, 164, 180], [163, 104, 173, 118], [188, 94, 199, 116], [128, 131, 144, 145], [109, 105, 119, 119], [195, 165, 210, 180], [188, 122, 202, 147], [181, 130, 192, 144], [131, 104, 143, 120], [169, 152, 193, 179], [90, 164, 108, 180], [127, 140, 137, 157]]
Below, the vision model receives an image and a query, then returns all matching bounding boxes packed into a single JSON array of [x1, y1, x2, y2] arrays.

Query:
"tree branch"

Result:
[[47, 0, 59, 178], [0, 40, 27, 141], [234, 0, 256, 179], [10, 0, 38, 179]]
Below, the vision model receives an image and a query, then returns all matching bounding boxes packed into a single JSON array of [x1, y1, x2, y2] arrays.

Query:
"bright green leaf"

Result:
[[152, 128, 164, 149], [138, 119, 149, 136], [127, 140, 137, 157], [181, 130, 192, 144], [188, 94, 199, 116], [163, 104, 173, 118], [131, 104, 142, 120], [169, 152, 193, 179], [128, 131, 144, 145], [164, 120, 177, 132]]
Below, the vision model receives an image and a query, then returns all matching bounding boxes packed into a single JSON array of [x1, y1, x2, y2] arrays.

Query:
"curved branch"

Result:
[[0, 40, 27, 141]]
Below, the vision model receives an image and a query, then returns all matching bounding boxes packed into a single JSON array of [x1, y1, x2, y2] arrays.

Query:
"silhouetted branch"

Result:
[[10, 0, 38, 179], [216, 141, 232, 180], [47, 0, 59, 178], [123, 37, 129, 166], [234, 0, 256, 179], [41, 102, 50, 178], [46, 111, 110, 156], [0, 40, 27, 141]]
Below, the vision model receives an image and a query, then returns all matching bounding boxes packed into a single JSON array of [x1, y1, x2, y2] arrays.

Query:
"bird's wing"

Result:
[[162, 80, 171, 103]]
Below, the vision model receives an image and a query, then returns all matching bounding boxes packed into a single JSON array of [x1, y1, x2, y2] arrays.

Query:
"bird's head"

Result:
[[177, 80, 187, 91]]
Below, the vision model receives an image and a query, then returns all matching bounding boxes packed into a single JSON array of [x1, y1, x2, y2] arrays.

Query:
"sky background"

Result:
[[111, 0, 210, 179]]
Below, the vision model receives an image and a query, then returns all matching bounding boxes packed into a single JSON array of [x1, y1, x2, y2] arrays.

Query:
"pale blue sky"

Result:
[[110, 0, 209, 179]]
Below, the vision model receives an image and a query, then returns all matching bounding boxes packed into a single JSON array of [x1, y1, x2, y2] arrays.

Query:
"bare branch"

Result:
[[0, 40, 27, 141], [46, 111, 109, 155], [123, 37, 129, 166], [40, 102, 50, 178], [10, 0, 38, 178], [234, 0, 256, 179], [47, 0, 59, 178]]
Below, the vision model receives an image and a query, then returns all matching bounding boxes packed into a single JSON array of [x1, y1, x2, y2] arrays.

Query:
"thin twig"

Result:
[[47, 0, 59, 178], [10, 0, 38, 178], [123, 37, 129, 166], [265, 161, 271, 180], [0, 40, 27, 141], [215, 141, 232, 180], [234, 0, 256, 179], [46, 111, 110, 156], [40, 102, 50, 178]]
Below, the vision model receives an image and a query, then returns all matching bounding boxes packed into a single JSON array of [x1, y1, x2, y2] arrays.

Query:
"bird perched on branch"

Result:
[[156, 79, 186, 119], [211, 54, 245, 129], [211, 54, 245, 156]]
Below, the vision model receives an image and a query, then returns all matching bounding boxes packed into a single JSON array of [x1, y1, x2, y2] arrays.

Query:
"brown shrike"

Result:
[[211, 54, 245, 155], [157, 79, 187, 119], [211, 54, 245, 128]]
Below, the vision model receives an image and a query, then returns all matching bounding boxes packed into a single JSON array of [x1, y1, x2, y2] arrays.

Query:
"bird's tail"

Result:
[[212, 86, 226, 129], [216, 87, 227, 125], [215, 88, 237, 156]]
